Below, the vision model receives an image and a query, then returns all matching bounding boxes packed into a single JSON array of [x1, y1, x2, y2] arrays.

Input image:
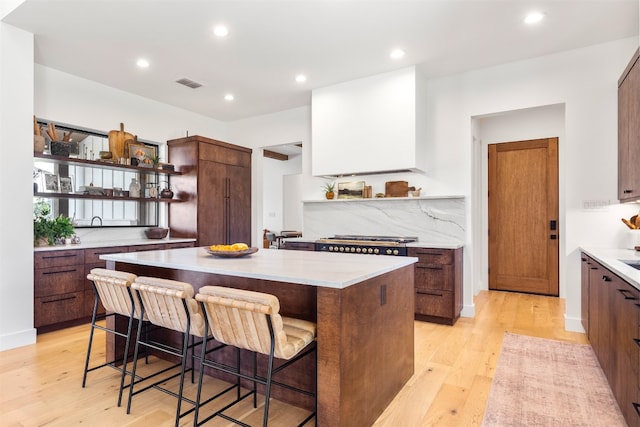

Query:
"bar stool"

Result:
[[83, 268, 145, 406], [194, 285, 317, 427], [126, 276, 226, 427]]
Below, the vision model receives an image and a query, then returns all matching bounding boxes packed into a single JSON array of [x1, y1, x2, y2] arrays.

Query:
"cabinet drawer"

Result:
[[408, 248, 453, 264], [34, 266, 84, 297], [84, 246, 127, 264], [415, 289, 453, 319], [165, 242, 195, 249], [34, 291, 84, 327], [415, 264, 454, 291], [34, 249, 84, 269], [129, 244, 166, 252]]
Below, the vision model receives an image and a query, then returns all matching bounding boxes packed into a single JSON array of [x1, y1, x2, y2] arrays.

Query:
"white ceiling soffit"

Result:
[[3, 0, 638, 122]]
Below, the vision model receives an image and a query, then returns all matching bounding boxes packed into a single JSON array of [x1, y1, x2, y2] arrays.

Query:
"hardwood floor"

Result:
[[0, 291, 588, 426]]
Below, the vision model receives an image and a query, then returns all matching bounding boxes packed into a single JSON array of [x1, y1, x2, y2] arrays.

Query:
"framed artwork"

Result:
[[337, 181, 365, 199], [126, 141, 157, 167], [43, 173, 59, 192], [59, 176, 74, 193]]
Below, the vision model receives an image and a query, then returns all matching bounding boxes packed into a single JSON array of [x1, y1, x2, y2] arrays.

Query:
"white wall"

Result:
[[262, 154, 302, 233], [0, 22, 37, 350], [424, 37, 638, 331]]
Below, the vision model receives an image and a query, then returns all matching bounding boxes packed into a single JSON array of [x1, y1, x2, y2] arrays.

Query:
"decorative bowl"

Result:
[[204, 247, 259, 258], [145, 227, 169, 239]]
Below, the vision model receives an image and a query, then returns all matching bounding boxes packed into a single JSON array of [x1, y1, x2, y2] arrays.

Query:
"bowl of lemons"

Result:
[[205, 242, 258, 257]]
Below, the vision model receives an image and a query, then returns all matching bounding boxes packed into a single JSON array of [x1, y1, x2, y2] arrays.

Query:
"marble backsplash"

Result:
[[303, 196, 466, 244]]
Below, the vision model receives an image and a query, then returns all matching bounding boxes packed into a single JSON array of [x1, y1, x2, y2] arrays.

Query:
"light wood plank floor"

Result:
[[0, 291, 588, 426]]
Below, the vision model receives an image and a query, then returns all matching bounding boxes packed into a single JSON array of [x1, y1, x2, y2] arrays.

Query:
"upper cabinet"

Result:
[[618, 48, 640, 203], [311, 66, 427, 177]]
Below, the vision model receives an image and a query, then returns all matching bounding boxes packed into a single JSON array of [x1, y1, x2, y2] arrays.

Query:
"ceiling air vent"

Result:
[[176, 78, 203, 89]]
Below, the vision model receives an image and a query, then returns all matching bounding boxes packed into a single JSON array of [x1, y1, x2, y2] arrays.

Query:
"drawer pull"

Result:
[[42, 254, 78, 260], [417, 265, 444, 270], [633, 402, 640, 417], [602, 275, 612, 282], [635, 338, 640, 349], [43, 295, 77, 304], [617, 288, 638, 300], [417, 290, 444, 297], [42, 269, 77, 275]]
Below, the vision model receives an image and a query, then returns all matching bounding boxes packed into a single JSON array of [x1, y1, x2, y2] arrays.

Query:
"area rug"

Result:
[[482, 332, 626, 427]]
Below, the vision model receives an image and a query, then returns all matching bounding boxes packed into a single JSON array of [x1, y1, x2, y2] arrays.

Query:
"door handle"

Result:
[[550, 234, 557, 240], [550, 220, 557, 230]]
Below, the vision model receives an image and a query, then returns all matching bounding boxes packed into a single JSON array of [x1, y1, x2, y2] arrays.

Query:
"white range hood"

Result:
[[311, 66, 427, 177]]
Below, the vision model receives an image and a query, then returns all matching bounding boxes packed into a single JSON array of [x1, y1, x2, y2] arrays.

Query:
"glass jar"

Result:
[[129, 178, 141, 198]]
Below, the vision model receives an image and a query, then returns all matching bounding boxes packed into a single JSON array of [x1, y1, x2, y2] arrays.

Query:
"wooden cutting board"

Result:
[[385, 181, 408, 197], [108, 123, 134, 161]]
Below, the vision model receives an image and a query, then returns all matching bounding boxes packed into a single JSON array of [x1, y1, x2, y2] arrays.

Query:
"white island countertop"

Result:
[[580, 247, 640, 290], [101, 246, 418, 289]]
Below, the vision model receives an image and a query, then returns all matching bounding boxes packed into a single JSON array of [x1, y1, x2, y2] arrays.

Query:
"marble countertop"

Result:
[[34, 237, 196, 252], [101, 246, 418, 289], [580, 247, 640, 290]]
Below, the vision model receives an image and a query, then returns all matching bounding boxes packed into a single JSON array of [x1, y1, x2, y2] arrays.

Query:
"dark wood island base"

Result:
[[104, 249, 415, 427]]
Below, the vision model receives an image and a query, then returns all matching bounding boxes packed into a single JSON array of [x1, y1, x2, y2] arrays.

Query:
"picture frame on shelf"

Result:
[[59, 176, 74, 193], [43, 173, 59, 192], [126, 141, 157, 167], [337, 181, 365, 199]]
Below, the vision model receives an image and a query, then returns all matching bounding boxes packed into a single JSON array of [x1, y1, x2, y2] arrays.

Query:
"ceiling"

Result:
[[3, 0, 638, 123]]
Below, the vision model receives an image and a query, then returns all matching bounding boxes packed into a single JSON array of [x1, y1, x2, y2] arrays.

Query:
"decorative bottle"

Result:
[[129, 178, 141, 198]]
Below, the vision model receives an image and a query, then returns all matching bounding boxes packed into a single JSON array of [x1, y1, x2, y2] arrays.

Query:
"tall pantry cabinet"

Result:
[[168, 136, 252, 246], [618, 48, 640, 202]]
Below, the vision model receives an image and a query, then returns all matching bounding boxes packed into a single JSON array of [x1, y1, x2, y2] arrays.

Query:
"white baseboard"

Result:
[[461, 303, 475, 318], [564, 314, 586, 334], [0, 328, 37, 351]]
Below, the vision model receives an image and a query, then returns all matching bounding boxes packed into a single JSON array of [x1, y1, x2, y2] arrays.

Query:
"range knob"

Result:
[[386, 249, 392, 255], [367, 248, 373, 254], [374, 248, 380, 254], [393, 249, 399, 255], [328, 246, 334, 252], [339, 246, 344, 252], [356, 247, 362, 253]]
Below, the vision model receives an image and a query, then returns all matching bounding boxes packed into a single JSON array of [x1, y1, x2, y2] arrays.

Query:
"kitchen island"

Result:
[[101, 247, 417, 427]]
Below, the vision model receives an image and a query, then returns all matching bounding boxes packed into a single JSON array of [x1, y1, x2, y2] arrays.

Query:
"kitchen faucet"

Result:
[[91, 215, 102, 226]]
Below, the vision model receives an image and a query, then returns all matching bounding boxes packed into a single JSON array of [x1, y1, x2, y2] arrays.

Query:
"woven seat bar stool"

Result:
[[127, 277, 228, 427], [83, 268, 148, 406], [194, 286, 317, 427]]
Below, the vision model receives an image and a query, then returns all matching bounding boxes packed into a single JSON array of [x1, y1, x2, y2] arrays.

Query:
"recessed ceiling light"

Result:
[[390, 49, 405, 59], [524, 11, 545, 24], [295, 74, 307, 83], [136, 58, 149, 68], [224, 94, 234, 101], [213, 25, 229, 37]]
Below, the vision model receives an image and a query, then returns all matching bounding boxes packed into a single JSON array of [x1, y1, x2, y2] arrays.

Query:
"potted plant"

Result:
[[34, 201, 75, 246], [322, 182, 336, 200]]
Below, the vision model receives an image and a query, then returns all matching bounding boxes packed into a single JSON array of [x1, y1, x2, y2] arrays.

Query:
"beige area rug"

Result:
[[482, 333, 626, 427]]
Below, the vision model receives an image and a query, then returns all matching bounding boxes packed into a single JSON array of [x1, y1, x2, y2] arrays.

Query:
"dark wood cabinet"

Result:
[[34, 249, 85, 328], [408, 247, 462, 325], [168, 136, 252, 246], [618, 48, 640, 202], [35, 241, 195, 332], [583, 253, 640, 427]]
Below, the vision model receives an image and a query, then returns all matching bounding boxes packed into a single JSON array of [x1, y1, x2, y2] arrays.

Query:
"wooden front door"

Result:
[[488, 137, 559, 296]]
